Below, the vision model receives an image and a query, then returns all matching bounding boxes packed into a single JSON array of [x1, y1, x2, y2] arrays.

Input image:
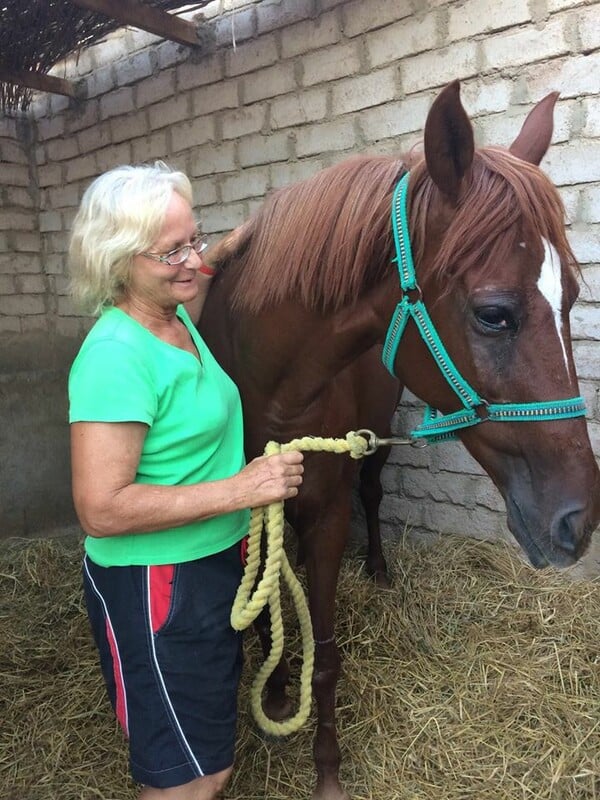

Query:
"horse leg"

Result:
[[303, 496, 353, 800], [358, 448, 391, 588], [253, 607, 292, 722]]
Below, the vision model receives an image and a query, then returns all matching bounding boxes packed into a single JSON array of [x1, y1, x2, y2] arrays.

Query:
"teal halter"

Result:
[[382, 172, 587, 442]]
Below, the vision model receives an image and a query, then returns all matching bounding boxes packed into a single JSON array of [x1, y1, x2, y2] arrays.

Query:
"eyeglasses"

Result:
[[141, 235, 207, 267]]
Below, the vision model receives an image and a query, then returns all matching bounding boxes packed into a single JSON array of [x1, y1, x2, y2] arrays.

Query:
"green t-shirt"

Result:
[[68, 305, 249, 567]]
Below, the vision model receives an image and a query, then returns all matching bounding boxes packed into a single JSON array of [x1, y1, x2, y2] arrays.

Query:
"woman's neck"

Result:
[[117, 295, 179, 334]]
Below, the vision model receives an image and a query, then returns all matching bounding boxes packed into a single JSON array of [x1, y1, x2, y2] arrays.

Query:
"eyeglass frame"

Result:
[[141, 234, 208, 267]]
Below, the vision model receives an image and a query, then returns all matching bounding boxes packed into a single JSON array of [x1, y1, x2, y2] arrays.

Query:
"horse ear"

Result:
[[424, 80, 475, 204], [509, 92, 559, 165]]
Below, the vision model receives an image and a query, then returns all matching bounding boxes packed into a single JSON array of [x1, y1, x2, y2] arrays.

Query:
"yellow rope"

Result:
[[230, 432, 369, 736]]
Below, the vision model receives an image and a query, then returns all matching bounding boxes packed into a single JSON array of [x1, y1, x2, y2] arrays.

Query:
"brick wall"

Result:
[[0, 115, 42, 332], [0, 113, 79, 535], [2, 0, 599, 549]]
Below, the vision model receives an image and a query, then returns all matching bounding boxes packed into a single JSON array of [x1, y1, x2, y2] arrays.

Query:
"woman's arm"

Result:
[[71, 421, 303, 538], [184, 221, 254, 325]]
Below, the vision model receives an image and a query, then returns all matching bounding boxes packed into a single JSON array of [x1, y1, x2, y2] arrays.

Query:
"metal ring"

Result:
[[355, 428, 379, 456]]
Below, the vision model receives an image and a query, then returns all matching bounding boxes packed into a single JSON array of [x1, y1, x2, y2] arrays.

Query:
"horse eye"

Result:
[[474, 305, 517, 334]]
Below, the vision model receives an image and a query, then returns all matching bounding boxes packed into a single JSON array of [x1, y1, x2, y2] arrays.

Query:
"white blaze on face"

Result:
[[536, 237, 571, 379]]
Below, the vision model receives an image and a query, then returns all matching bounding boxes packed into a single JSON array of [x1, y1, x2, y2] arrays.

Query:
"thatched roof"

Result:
[[0, 1, 211, 113]]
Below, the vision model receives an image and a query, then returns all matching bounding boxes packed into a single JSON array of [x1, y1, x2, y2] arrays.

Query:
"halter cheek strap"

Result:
[[382, 172, 586, 442]]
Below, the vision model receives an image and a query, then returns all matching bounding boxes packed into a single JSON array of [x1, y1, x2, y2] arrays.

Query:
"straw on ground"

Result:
[[1, 532, 599, 800]]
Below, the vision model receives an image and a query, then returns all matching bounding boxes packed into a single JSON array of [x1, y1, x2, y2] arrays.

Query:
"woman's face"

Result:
[[127, 191, 201, 313]]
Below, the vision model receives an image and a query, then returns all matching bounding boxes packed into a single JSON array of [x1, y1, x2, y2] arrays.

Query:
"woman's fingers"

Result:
[[204, 220, 254, 266], [242, 451, 304, 505]]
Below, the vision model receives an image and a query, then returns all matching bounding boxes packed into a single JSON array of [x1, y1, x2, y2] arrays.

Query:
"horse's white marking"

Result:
[[537, 238, 571, 378]]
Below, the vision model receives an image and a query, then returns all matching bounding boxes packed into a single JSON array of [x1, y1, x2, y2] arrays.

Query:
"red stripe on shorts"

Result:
[[240, 536, 249, 566], [105, 617, 128, 735], [149, 564, 175, 633]]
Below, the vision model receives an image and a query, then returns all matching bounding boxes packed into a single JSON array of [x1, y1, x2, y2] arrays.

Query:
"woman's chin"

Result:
[[172, 278, 198, 298]]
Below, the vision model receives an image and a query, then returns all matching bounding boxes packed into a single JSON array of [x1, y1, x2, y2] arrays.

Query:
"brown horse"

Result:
[[199, 81, 600, 800]]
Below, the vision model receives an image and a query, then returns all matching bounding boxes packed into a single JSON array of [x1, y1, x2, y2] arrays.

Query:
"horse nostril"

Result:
[[551, 506, 587, 555]]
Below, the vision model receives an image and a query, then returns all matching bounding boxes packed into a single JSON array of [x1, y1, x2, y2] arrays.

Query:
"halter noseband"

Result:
[[382, 172, 586, 442]]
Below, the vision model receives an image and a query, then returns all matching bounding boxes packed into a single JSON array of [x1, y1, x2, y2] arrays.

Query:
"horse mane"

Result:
[[226, 148, 577, 314], [228, 155, 405, 313]]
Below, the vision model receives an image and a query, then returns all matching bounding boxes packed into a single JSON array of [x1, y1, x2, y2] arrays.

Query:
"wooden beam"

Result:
[[68, 0, 201, 47], [0, 68, 77, 98]]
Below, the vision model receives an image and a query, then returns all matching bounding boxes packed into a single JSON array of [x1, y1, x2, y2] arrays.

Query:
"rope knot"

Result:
[[346, 430, 370, 459]]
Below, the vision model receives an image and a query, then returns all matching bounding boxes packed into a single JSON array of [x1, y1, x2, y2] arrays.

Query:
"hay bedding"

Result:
[[1, 534, 600, 800]]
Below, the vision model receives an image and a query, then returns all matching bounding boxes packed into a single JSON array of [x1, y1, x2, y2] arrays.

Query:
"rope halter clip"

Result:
[[355, 428, 428, 455]]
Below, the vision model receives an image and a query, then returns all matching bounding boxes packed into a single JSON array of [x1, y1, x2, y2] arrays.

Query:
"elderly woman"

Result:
[[68, 162, 303, 800]]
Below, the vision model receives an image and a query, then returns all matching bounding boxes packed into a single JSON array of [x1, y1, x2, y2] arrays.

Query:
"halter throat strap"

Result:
[[382, 172, 586, 442]]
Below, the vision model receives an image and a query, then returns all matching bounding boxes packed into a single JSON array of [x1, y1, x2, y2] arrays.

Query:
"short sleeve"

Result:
[[69, 339, 158, 424]]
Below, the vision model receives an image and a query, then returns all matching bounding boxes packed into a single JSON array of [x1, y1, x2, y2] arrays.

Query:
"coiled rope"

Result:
[[230, 432, 370, 736]]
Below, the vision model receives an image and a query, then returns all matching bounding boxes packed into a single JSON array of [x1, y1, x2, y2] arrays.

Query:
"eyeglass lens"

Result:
[[166, 238, 206, 266]]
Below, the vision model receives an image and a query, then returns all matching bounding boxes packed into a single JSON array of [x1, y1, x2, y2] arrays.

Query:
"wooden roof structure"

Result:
[[0, 1, 212, 113]]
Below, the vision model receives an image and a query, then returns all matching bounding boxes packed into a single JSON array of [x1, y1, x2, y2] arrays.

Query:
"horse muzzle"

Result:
[[505, 487, 599, 569]]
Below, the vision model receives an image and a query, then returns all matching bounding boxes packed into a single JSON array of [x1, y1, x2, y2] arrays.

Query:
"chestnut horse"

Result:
[[200, 81, 600, 800]]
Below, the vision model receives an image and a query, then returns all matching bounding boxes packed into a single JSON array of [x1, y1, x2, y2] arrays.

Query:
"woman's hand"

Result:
[[235, 451, 304, 508], [203, 219, 254, 269]]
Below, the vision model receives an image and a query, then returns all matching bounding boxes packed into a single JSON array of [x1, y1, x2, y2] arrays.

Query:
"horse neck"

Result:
[[235, 275, 400, 410]]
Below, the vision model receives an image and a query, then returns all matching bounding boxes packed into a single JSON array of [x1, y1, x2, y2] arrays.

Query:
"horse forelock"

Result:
[[230, 156, 405, 314], [408, 147, 578, 291]]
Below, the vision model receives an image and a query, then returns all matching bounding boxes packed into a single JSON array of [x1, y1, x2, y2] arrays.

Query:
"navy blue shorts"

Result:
[[82, 541, 245, 788]]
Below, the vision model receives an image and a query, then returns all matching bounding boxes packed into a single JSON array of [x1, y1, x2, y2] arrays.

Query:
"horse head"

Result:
[[395, 81, 600, 568]]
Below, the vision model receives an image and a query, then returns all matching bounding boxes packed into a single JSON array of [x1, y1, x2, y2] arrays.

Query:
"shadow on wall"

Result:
[[0, 331, 81, 539]]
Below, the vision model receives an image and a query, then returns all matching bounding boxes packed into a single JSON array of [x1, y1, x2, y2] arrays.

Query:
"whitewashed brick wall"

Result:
[[1, 0, 599, 549], [0, 116, 45, 333]]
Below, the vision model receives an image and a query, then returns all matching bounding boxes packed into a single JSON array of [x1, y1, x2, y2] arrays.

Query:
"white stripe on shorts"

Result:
[[144, 566, 205, 777]]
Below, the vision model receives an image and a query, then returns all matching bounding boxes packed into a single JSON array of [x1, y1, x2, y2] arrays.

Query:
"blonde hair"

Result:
[[68, 161, 193, 315]]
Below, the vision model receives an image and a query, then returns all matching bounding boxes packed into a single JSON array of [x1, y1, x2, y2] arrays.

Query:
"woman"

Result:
[[68, 162, 303, 800]]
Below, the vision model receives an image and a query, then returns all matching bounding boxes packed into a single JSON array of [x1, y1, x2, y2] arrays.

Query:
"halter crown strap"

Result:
[[382, 172, 586, 442]]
